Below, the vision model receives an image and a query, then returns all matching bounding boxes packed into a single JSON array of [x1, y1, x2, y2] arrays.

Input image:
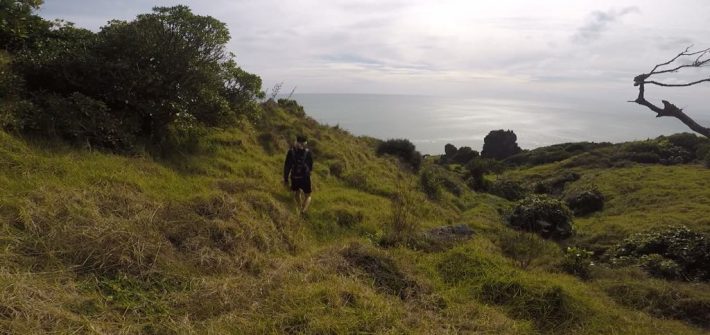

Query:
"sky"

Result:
[[38, 0, 710, 119]]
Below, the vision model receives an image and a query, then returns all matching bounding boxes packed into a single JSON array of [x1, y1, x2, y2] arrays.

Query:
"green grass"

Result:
[[0, 103, 708, 334]]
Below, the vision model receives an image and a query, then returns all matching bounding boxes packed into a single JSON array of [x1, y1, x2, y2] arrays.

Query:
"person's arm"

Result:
[[283, 150, 293, 183]]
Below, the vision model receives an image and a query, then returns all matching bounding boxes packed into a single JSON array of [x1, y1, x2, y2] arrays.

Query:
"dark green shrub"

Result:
[[465, 157, 502, 191], [696, 143, 710, 163], [277, 98, 305, 117], [666, 133, 704, 153], [507, 195, 574, 240], [609, 226, 710, 281], [560, 247, 594, 279], [704, 152, 710, 169], [376, 138, 422, 171], [565, 187, 604, 216], [489, 179, 527, 201], [481, 129, 522, 160], [533, 172, 580, 195], [329, 161, 345, 178], [450, 146, 478, 165], [639, 254, 682, 280]]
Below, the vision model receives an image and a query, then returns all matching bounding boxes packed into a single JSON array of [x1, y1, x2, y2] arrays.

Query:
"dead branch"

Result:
[[631, 46, 710, 138]]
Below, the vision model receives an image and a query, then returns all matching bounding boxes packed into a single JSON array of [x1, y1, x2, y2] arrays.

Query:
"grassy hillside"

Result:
[[0, 100, 708, 334]]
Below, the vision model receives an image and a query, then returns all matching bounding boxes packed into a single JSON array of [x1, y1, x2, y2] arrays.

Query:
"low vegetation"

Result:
[[1, 2, 709, 334]]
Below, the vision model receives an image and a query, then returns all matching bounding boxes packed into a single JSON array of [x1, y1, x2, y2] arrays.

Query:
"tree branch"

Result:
[[631, 46, 710, 138]]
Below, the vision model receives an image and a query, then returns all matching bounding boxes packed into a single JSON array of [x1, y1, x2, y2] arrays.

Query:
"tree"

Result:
[[631, 46, 710, 138], [0, 0, 47, 52], [481, 129, 522, 160], [8, 5, 263, 150]]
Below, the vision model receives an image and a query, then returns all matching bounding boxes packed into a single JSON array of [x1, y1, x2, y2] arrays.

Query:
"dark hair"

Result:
[[296, 135, 307, 143]]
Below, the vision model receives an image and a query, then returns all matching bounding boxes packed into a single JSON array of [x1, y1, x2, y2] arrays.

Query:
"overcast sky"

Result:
[[39, 1, 708, 115]]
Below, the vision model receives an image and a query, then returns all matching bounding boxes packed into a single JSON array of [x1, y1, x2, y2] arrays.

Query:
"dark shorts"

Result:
[[291, 176, 312, 194]]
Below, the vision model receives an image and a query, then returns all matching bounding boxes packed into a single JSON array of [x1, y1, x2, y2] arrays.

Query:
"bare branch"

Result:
[[631, 46, 710, 138]]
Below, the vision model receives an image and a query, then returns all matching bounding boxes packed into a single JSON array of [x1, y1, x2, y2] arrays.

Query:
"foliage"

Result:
[[489, 179, 527, 201], [705, 151, 710, 168], [533, 171, 580, 195], [497, 230, 560, 269], [565, 187, 604, 216], [481, 129, 522, 160], [465, 157, 502, 191], [376, 138, 422, 171], [7, 5, 263, 151], [277, 98, 306, 117], [507, 195, 574, 240], [505, 142, 611, 167], [560, 247, 594, 279], [609, 226, 710, 281], [0, 0, 47, 52], [380, 183, 424, 248], [441, 144, 478, 165]]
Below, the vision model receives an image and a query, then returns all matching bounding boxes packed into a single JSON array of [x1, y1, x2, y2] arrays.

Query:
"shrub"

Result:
[[507, 195, 574, 240], [696, 143, 710, 163], [705, 152, 710, 169], [666, 133, 704, 153], [565, 187, 604, 216], [465, 157, 502, 191], [488, 179, 527, 201], [277, 98, 306, 117], [609, 226, 710, 281], [451, 146, 479, 165], [329, 161, 345, 178], [380, 185, 422, 248], [497, 230, 560, 269], [376, 138, 422, 171], [533, 172, 580, 195], [481, 129, 522, 160], [560, 247, 594, 279]]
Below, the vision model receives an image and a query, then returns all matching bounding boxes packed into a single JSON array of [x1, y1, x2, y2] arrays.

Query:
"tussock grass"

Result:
[[1, 103, 709, 334]]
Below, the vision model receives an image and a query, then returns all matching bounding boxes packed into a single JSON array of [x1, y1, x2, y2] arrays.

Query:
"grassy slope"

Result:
[[0, 103, 707, 334]]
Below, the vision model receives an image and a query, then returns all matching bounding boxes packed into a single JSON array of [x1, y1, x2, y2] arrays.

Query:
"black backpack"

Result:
[[291, 149, 310, 179]]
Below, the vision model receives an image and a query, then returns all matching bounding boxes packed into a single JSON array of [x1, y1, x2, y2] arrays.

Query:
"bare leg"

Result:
[[293, 191, 302, 213], [302, 193, 312, 213]]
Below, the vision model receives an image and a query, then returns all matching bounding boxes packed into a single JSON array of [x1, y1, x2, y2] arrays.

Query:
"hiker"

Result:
[[283, 135, 313, 214]]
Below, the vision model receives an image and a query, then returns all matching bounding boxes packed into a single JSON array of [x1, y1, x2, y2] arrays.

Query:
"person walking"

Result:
[[283, 135, 313, 215]]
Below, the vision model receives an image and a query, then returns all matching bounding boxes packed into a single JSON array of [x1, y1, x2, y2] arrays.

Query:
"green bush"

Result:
[[9, 6, 263, 152], [488, 179, 527, 201], [329, 161, 345, 178], [507, 195, 574, 240], [533, 172, 580, 195], [565, 187, 604, 216], [497, 230, 560, 269], [465, 157, 502, 191], [481, 129, 522, 160], [609, 226, 710, 281], [277, 98, 305, 117], [704, 152, 710, 169], [560, 247, 594, 279], [376, 138, 422, 171]]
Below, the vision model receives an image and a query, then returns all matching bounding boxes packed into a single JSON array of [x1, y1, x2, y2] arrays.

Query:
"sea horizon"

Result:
[[286, 93, 709, 155]]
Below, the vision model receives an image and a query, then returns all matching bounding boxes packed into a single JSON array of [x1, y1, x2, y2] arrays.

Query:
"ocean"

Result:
[[289, 93, 706, 155]]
